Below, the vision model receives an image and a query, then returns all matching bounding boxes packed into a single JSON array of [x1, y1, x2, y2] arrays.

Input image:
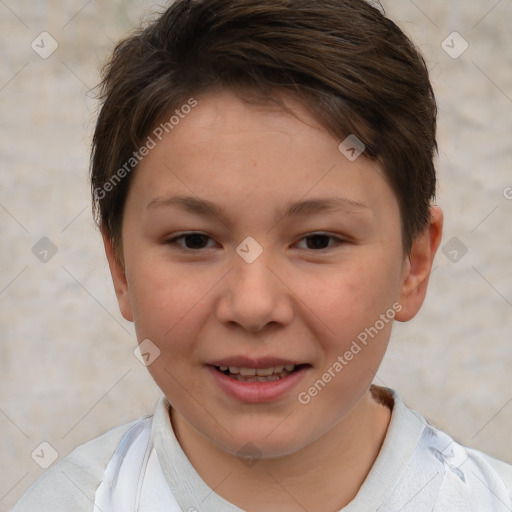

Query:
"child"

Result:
[[12, 0, 512, 510]]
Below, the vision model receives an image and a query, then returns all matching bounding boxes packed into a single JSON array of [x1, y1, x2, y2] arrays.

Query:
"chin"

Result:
[[210, 420, 312, 460]]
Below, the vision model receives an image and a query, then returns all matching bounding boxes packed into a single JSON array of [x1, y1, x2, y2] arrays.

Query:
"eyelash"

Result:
[[165, 232, 347, 251]]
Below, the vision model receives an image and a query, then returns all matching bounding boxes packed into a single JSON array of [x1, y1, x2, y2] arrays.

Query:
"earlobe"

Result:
[[102, 229, 134, 322], [395, 206, 443, 322]]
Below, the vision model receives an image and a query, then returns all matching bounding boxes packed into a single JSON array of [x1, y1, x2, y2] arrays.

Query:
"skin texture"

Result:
[[104, 90, 443, 511]]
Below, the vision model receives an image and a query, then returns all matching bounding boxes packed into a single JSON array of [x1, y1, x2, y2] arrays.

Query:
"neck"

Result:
[[171, 387, 392, 512]]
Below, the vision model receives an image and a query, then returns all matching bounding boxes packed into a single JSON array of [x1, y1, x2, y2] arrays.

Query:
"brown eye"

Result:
[[166, 233, 215, 250], [305, 234, 331, 250], [183, 234, 210, 249], [296, 233, 344, 250]]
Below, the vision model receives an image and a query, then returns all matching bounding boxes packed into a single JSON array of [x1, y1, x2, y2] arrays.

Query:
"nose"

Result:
[[215, 251, 294, 333]]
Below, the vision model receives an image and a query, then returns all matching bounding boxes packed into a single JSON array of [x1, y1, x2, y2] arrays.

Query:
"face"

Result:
[[106, 90, 441, 458]]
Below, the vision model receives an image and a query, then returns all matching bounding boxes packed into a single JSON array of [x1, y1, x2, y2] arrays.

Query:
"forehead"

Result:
[[128, 90, 398, 224], [185, 90, 321, 135]]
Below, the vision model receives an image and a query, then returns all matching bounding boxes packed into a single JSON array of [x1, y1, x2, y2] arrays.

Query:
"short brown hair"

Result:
[[91, 0, 437, 257]]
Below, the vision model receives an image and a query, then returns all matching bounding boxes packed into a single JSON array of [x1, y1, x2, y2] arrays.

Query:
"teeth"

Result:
[[239, 368, 256, 376], [218, 364, 297, 378], [233, 374, 281, 382], [255, 367, 274, 376]]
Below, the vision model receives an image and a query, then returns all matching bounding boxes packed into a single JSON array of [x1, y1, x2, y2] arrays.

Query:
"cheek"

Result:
[[294, 263, 397, 423], [290, 251, 402, 409], [126, 260, 215, 402], [125, 252, 213, 342], [292, 255, 401, 342]]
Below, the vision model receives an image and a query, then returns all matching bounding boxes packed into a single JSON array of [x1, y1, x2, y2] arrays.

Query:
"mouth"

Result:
[[207, 359, 311, 403], [213, 364, 308, 383]]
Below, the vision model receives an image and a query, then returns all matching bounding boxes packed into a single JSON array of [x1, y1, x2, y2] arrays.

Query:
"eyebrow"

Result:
[[146, 194, 369, 223]]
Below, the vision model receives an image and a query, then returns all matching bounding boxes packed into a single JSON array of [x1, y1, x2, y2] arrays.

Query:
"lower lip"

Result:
[[207, 365, 309, 403]]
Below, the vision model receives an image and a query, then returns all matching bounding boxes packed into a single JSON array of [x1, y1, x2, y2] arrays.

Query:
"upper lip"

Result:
[[208, 356, 307, 368]]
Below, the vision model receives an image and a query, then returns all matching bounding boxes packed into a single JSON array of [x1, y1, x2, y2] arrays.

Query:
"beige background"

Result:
[[1, 0, 511, 508]]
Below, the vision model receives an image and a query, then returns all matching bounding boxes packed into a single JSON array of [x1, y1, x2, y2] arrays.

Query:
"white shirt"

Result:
[[11, 387, 512, 511]]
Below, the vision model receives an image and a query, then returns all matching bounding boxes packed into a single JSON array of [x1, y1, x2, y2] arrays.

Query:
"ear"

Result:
[[395, 206, 443, 322], [102, 228, 134, 322]]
